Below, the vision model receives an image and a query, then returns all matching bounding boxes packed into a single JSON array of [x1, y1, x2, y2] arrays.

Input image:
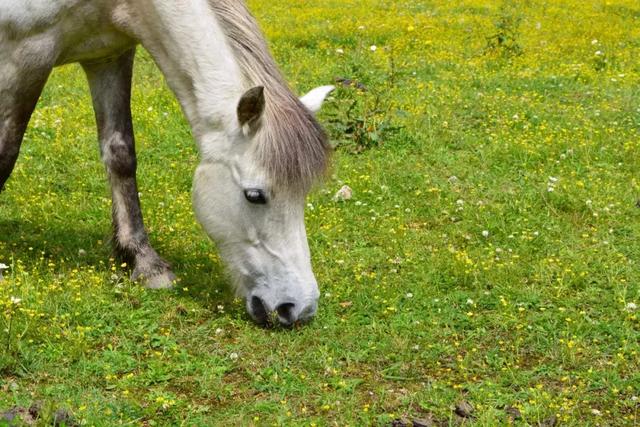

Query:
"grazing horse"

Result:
[[0, 0, 335, 326]]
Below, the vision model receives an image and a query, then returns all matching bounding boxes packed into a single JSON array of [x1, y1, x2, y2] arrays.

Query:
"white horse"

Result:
[[0, 0, 335, 326]]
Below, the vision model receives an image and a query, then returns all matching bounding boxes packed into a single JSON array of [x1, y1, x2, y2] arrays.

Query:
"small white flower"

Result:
[[548, 176, 558, 183], [412, 345, 420, 351], [229, 352, 239, 360], [591, 409, 602, 416], [482, 230, 490, 238], [336, 48, 344, 54], [625, 302, 638, 312], [215, 328, 224, 335], [595, 50, 603, 56], [591, 39, 598, 45], [466, 298, 474, 305], [0, 263, 8, 281], [456, 199, 464, 206], [406, 293, 413, 299], [10, 296, 21, 305], [370, 45, 377, 52]]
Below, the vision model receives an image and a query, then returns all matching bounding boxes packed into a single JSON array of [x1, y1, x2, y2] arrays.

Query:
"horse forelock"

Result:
[[210, 0, 331, 194]]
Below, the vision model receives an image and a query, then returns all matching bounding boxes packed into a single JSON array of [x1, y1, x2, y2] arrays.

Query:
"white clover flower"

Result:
[[10, 296, 21, 305], [0, 263, 8, 281], [482, 230, 490, 238], [370, 45, 377, 52], [625, 302, 638, 312]]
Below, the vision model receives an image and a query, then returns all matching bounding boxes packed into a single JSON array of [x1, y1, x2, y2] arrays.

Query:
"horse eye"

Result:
[[244, 189, 267, 204]]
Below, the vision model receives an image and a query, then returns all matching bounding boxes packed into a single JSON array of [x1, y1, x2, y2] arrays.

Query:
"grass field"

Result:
[[1, 0, 639, 425]]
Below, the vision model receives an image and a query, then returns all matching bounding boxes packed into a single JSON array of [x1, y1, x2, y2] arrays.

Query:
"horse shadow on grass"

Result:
[[0, 217, 239, 314]]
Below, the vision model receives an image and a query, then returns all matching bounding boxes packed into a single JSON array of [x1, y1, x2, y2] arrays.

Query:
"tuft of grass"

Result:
[[484, 3, 523, 58]]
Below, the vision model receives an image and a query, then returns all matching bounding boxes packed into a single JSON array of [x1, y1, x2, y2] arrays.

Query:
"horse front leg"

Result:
[[82, 49, 176, 289], [0, 50, 52, 192]]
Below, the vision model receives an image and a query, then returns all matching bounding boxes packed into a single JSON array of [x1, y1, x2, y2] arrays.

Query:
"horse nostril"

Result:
[[250, 296, 269, 324], [276, 302, 296, 325]]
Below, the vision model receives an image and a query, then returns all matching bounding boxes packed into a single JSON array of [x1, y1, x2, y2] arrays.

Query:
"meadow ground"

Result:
[[1, 0, 639, 425]]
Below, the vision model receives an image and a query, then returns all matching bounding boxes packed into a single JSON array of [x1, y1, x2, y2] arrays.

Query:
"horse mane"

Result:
[[210, 0, 330, 194]]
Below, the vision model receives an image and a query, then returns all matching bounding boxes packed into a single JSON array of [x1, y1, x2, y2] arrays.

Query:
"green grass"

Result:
[[1, 0, 639, 425]]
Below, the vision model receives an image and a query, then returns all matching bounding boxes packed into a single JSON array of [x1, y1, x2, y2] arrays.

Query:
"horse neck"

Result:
[[116, 0, 246, 145]]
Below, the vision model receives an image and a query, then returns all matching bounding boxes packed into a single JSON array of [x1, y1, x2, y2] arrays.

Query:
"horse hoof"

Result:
[[133, 269, 176, 289]]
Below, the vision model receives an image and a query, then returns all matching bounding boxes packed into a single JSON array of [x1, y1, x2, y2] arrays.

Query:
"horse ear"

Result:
[[237, 86, 265, 130], [300, 85, 335, 114]]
